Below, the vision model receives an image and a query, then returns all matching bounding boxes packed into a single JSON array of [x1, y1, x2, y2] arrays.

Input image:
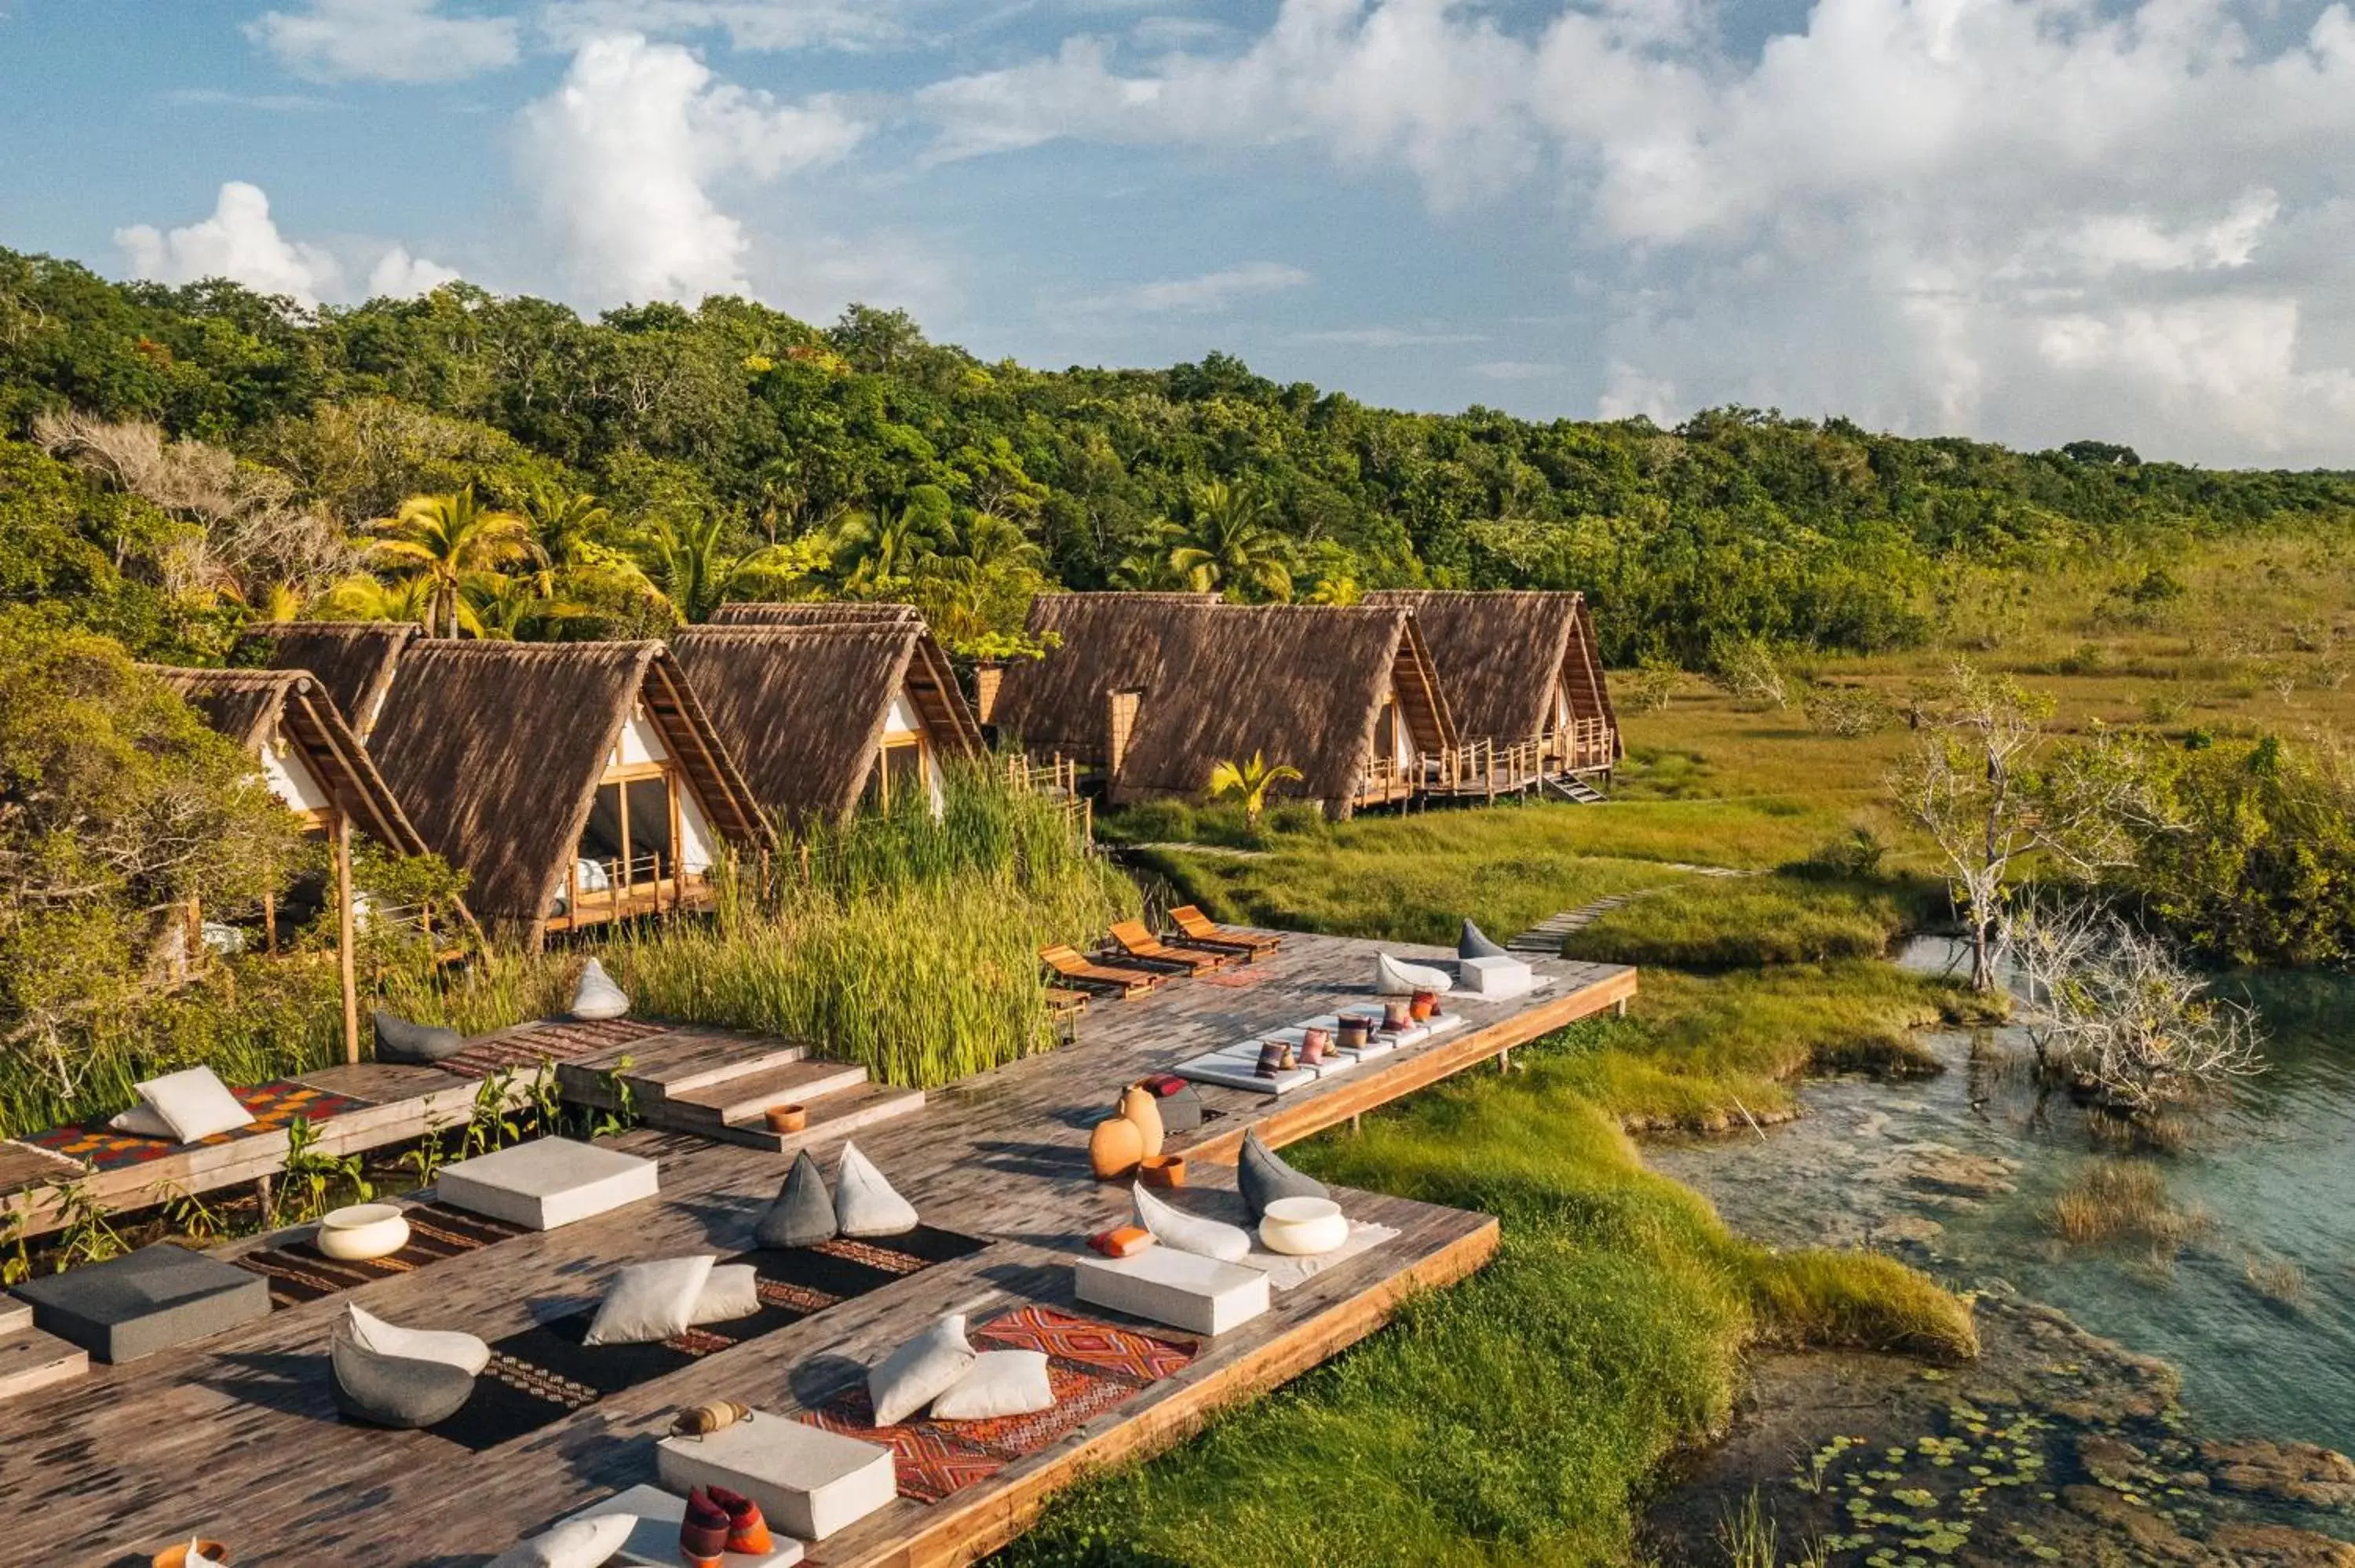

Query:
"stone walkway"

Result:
[[1506, 864, 1761, 956]]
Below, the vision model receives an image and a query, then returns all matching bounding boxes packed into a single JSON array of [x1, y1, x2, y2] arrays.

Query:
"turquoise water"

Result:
[[1645, 941, 2355, 1455]]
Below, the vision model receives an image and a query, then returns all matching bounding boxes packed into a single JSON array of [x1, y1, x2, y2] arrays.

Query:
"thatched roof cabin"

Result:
[[710, 601, 919, 627], [987, 593, 1217, 763], [232, 621, 421, 736], [671, 622, 983, 822], [1364, 589, 1621, 774], [367, 641, 761, 945]]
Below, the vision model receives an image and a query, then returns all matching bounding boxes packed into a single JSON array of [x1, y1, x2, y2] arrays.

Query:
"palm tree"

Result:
[[1165, 480, 1293, 601], [464, 574, 587, 641], [833, 503, 937, 591], [364, 485, 532, 637], [633, 512, 820, 623], [323, 571, 448, 630], [520, 486, 612, 584], [1207, 751, 1304, 831]]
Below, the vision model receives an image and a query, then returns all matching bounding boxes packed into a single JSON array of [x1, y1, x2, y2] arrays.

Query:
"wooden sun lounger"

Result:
[[1106, 920, 1233, 976], [1169, 905, 1283, 957], [1039, 944, 1162, 1000], [1046, 986, 1091, 1018]]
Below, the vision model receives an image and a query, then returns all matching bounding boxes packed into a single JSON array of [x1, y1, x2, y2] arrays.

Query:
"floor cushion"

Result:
[[1132, 1183, 1251, 1264], [14, 1242, 271, 1362], [434, 1138, 660, 1231], [834, 1141, 918, 1238], [584, 1256, 715, 1347], [1236, 1128, 1328, 1221], [691, 1264, 761, 1326], [1459, 917, 1510, 961], [345, 1302, 490, 1375], [867, 1312, 977, 1425], [931, 1349, 1053, 1420], [1075, 1246, 1271, 1336], [655, 1410, 896, 1542], [130, 1066, 254, 1143], [330, 1332, 478, 1429], [754, 1150, 837, 1249], [570, 957, 631, 1022], [485, 1512, 637, 1568], [373, 1009, 467, 1065], [1375, 952, 1455, 996], [561, 1484, 807, 1568]]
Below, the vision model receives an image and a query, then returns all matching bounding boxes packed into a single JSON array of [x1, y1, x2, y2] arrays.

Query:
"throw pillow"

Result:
[[1375, 952, 1455, 997], [753, 1150, 837, 1249], [690, 1264, 761, 1326], [485, 1514, 636, 1568], [582, 1256, 715, 1347], [106, 1101, 176, 1139], [130, 1067, 254, 1143], [345, 1303, 491, 1376], [868, 1312, 977, 1426], [1132, 1183, 1251, 1263], [834, 1141, 918, 1237], [569, 957, 630, 1022], [1236, 1128, 1328, 1222], [373, 1009, 466, 1065], [329, 1332, 478, 1430], [932, 1350, 1054, 1420], [1458, 918, 1510, 961]]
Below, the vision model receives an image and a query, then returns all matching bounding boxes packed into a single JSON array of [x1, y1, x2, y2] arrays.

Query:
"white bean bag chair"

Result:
[[1375, 953, 1455, 996], [345, 1303, 491, 1376], [1133, 1183, 1251, 1264], [569, 957, 630, 1021], [835, 1141, 919, 1237]]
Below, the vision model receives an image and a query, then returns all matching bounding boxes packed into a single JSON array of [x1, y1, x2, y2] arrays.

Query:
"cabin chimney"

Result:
[[1104, 687, 1142, 782], [970, 662, 1003, 725]]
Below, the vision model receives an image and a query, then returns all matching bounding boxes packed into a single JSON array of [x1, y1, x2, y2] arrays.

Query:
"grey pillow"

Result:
[[754, 1150, 837, 1249], [330, 1331, 476, 1428], [1237, 1128, 1327, 1222], [373, 1009, 466, 1065], [1459, 918, 1510, 961]]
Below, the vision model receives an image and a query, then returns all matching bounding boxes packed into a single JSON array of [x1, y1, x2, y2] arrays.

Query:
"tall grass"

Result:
[[1564, 874, 1926, 969]]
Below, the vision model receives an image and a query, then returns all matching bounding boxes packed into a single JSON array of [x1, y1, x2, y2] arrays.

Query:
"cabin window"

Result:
[[867, 737, 928, 811], [579, 772, 681, 888], [1375, 698, 1400, 764]]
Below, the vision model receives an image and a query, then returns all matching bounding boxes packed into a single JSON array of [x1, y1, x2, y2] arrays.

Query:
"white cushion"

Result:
[[867, 1312, 976, 1425], [931, 1350, 1053, 1420], [834, 1141, 918, 1238], [570, 957, 630, 1021], [435, 1138, 660, 1231], [1458, 954, 1535, 997], [108, 1102, 175, 1138], [345, 1303, 490, 1376], [1075, 1247, 1271, 1336], [656, 1411, 896, 1541], [564, 1485, 805, 1567], [690, 1264, 761, 1326], [122, 1067, 254, 1143], [1375, 953, 1455, 996], [486, 1513, 635, 1568], [1133, 1183, 1251, 1264], [583, 1256, 715, 1347]]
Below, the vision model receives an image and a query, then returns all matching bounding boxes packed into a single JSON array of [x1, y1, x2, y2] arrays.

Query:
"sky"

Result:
[[4, 0, 2355, 469]]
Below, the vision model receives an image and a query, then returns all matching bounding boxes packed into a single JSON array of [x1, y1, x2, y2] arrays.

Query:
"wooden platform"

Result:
[[0, 932, 1632, 1566]]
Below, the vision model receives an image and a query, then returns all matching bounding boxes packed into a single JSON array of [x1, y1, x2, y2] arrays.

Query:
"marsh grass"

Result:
[[2044, 1160, 2210, 1256], [1565, 874, 1926, 969], [2242, 1253, 2309, 1309]]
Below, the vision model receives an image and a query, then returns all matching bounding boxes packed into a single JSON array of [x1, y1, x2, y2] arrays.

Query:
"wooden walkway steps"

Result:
[[0, 1297, 86, 1403], [555, 1026, 926, 1154], [1509, 894, 1638, 956]]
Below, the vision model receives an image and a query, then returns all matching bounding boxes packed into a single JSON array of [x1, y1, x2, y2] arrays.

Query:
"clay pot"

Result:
[[765, 1103, 809, 1135], [1337, 1017, 1371, 1051], [1382, 999, 1413, 1032], [1409, 990, 1437, 1022], [1089, 1115, 1146, 1180], [1298, 1027, 1328, 1066], [153, 1545, 231, 1568], [1119, 1084, 1167, 1159], [1139, 1154, 1187, 1189]]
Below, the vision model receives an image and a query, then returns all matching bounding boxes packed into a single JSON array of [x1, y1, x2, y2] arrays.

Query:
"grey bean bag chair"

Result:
[[1237, 1128, 1328, 1222], [330, 1331, 476, 1429], [1459, 918, 1510, 961], [754, 1150, 838, 1249], [372, 1009, 466, 1066]]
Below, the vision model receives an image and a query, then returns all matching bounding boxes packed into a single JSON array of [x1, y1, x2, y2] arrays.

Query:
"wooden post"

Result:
[[334, 809, 360, 1066]]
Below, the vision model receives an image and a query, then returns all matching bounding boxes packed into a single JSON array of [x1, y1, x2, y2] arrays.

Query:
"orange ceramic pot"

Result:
[[765, 1103, 809, 1134], [1409, 990, 1437, 1022], [1089, 1115, 1145, 1180], [1139, 1154, 1188, 1189], [153, 1544, 231, 1568], [1118, 1083, 1167, 1158]]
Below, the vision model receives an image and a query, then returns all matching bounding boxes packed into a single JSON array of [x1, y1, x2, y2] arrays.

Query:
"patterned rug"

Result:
[[796, 1306, 1199, 1503], [436, 1017, 668, 1081], [26, 1080, 371, 1172], [232, 1204, 531, 1308], [422, 1226, 989, 1452]]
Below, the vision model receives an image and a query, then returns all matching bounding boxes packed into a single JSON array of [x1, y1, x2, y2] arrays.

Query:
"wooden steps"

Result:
[[0, 1309, 88, 1403], [662, 1059, 871, 1132], [705, 1081, 927, 1154], [555, 1023, 925, 1153]]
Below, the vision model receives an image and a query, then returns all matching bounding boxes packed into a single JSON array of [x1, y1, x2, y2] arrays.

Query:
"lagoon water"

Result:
[[1646, 938, 2355, 1456]]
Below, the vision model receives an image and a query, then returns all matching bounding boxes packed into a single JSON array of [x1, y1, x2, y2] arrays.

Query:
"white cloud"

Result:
[[538, 1, 907, 52], [918, 0, 2355, 464], [515, 33, 868, 304], [1072, 261, 1313, 314], [115, 181, 344, 306], [247, 0, 520, 83], [368, 245, 464, 297], [1288, 326, 1486, 347]]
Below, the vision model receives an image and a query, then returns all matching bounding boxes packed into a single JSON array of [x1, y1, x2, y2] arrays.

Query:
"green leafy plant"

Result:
[[1206, 751, 1304, 833], [276, 1113, 371, 1226]]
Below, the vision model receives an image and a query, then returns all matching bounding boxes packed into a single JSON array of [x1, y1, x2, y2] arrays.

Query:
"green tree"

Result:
[[631, 512, 823, 623], [363, 485, 532, 637], [1167, 480, 1293, 601]]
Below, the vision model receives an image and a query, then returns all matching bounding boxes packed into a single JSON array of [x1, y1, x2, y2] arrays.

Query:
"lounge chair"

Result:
[[1169, 905, 1283, 957], [1040, 944, 1162, 1000], [1105, 919, 1233, 975], [1046, 986, 1091, 1018]]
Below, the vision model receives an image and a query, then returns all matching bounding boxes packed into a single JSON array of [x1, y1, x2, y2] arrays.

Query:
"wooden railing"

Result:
[[553, 850, 710, 929], [1005, 751, 1094, 840]]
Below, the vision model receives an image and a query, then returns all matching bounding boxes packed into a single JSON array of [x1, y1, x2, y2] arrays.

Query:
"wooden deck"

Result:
[[0, 932, 1633, 1566]]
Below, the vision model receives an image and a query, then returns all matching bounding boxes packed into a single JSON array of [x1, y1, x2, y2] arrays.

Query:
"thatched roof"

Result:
[[366, 641, 761, 938], [710, 601, 920, 628], [989, 593, 1218, 760], [1364, 590, 1619, 751], [146, 666, 450, 870], [1108, 604, 1455, 806], [232, 622, 420, 736], [671, 622, 982, 822]]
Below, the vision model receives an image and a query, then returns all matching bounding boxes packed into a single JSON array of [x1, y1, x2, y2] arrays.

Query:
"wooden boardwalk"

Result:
[[0, 932, 1633, 1567]]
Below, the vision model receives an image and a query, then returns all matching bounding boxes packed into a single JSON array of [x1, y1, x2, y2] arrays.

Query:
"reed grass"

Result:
[[1563, 874, 1923, 969], [2044, 1159, 2209, 1253]]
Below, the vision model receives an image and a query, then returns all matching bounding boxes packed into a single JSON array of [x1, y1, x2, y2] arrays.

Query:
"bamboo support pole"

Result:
[[334, 809, 359, 1065]]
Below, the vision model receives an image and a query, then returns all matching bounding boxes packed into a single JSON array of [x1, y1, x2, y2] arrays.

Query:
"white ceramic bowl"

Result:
[[317, 1203, 411, 1261], [1258, 1196, 1349, 1256]]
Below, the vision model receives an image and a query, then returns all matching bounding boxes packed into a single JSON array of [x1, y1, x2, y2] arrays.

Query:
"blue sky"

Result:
[[5, 0, 2355, 467]]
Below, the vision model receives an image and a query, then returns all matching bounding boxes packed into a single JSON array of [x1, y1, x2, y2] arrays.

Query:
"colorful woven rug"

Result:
[[436, 1017, 667, 1081], [422, 1226, 990, 1452], [795, 1306, 1199, 1504], [232, 1203, 531, 1308], [26, 1080, 370, 1172]]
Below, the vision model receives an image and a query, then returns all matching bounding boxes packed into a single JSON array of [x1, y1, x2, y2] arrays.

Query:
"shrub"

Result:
[[1784, 827, 1888, 881], [1623, 656, 1681, 713], [1799, 681, 1891, 737], [1707, 633, 1787, 709]]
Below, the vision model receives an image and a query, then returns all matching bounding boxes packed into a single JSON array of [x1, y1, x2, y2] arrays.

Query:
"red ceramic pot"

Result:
[[1410, 990, 1437, 1022]]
